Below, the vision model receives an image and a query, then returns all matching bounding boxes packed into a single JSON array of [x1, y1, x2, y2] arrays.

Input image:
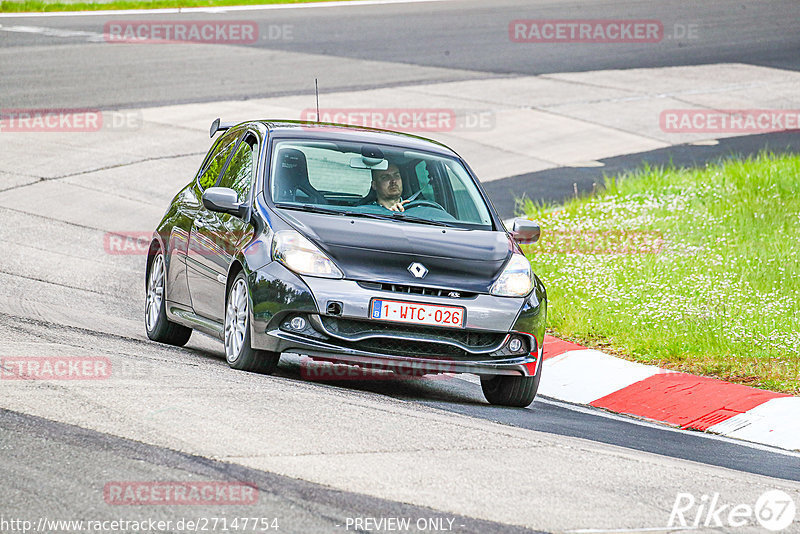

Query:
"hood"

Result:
[[278, 211, 511, 293]]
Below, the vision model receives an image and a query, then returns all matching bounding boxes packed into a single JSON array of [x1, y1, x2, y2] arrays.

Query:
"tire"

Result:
[[145, 251, 192, 347], [224, 272, 280, 374], [480, 363, 542, 407]]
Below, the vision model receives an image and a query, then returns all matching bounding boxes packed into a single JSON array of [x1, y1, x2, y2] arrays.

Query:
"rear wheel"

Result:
[[145, 251, 192, 346], [480, 364, 541, 407], [224, 272, 280, 374]]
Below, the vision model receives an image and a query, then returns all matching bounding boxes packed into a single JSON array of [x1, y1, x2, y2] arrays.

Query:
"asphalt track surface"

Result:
[[0, 409, 540, 534], [1, 0, 799, 109], [2, 0, 800, 531], [273, 356, 800, 483]]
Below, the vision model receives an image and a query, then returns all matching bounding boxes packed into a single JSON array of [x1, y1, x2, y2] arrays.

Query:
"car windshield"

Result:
[[268, 139, 494, 230]]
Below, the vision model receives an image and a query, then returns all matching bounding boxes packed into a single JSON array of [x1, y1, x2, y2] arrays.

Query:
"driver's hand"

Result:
[[388, 199, 411, 212]]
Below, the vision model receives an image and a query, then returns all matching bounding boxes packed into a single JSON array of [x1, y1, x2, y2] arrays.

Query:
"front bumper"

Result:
[[248, 263, 546, 377], [267, 326, 542, 377]]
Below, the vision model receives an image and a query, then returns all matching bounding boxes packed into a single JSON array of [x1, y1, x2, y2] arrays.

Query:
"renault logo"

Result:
[[407, 262, 428, 279]]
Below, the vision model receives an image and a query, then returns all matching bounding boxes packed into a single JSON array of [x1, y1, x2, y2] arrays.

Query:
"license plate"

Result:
[[369, 298, 465, 329]]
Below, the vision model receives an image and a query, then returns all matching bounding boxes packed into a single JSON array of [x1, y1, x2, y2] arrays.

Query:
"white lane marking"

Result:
[[0, 0, 447, 18], [450, 374, 800, 457], [563, 160, 604, 167], [567, 527, 700, 533], [0, 24, 105, 41], [708, 397, 800, 451], [689, 139, 719, 146]]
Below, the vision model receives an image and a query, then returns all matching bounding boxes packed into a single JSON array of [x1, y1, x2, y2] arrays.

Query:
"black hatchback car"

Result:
[[145, 120, 546, 407]]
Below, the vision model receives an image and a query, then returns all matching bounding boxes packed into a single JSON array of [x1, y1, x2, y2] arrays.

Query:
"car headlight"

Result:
[[272, 230, 343, 279], [490, 254, 533, 297]]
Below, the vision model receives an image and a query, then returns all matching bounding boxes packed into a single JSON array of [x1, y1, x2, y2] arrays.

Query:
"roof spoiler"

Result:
[[210, 118, 234, 138]]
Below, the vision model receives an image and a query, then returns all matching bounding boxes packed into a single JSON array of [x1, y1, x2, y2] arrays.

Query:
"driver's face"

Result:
[[371, 164, 403, 200]]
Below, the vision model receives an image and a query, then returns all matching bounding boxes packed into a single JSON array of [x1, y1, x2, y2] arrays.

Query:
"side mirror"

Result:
[[202, 187, 247, 219], [511, 218, 540, 244]]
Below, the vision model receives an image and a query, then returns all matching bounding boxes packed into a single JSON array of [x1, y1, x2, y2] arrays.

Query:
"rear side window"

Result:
[[218, 137, 255, 202], [197, 136, 238, 190], [443, 163, 490, 226], [413, 161, 435, 201]]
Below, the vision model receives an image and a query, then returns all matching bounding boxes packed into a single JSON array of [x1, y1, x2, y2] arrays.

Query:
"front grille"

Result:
[[319, 317, 506, 356], [357, 281, 477, 299], [340, 337, 470, 359]]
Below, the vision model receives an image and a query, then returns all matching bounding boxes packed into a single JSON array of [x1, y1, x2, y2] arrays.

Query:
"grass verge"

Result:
[[1, 0, 341, 13], [521, 152, 799, 394]]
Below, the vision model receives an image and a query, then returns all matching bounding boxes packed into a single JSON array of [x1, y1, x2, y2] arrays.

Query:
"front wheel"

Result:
[[145, 251, 192, 346], [480, 365, 541, 407], [224, 272, 280, 374]]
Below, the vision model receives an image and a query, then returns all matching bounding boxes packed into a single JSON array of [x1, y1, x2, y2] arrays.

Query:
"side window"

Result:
[[445, 165, 468, 196], [444, 164, 489, 224], [197, 136, 237, 190], [218, 137, 255, 202]]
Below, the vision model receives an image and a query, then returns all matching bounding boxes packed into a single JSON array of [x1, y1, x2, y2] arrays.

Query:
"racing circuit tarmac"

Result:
[[1, 0, 800, 532]]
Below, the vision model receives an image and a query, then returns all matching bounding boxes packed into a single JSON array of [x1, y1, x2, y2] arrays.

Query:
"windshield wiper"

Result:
[[391, 213, 454, 227], [341, 210, 453, 227], [274, 203, 343, 215], [275, 204, 398, 221], [339, 211, 399, 221], [274, 203, 456, 227]]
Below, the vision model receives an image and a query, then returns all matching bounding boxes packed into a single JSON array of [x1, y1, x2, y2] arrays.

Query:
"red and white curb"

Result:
[[537, 335, 800, 451]]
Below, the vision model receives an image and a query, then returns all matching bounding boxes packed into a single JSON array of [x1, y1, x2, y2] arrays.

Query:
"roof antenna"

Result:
[[315, 78, 320, 122]]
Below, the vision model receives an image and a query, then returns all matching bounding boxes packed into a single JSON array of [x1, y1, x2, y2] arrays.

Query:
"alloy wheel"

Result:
[[145, 254, 165, 332], [225, 278, 249, 362]]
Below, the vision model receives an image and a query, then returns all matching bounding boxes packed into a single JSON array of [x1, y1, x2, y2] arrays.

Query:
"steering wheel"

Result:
[[403, 200, 447, 211]]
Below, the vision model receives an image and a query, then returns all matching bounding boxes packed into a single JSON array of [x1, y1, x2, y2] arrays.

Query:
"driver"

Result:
[[371, 163, 410, 212]]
